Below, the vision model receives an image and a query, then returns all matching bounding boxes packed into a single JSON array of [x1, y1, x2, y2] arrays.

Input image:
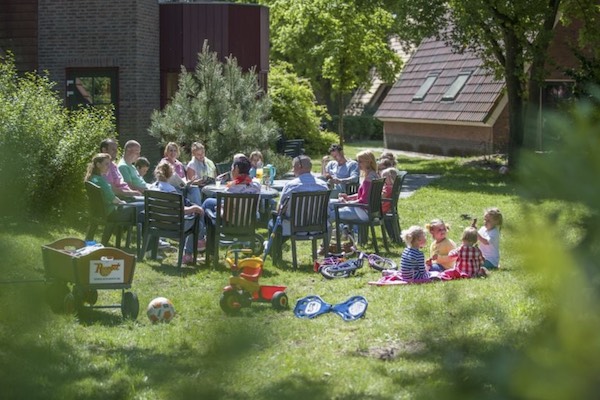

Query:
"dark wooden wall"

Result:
[[0, 0, 38, 72]]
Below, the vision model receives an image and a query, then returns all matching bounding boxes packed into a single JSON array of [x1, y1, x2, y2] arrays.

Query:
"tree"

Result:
[[391, 0, 599, 166], [149, 42, 278, 163], [268, 61, 337, 155], [259, 0, 402, 144]]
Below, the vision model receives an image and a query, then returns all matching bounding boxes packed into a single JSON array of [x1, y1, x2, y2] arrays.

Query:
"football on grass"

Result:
[[146, 297, 175, 323]]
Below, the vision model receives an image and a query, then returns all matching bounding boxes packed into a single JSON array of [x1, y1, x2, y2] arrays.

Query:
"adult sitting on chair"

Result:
[[271, 155, 329, 236], [100, 138, 142, 200], [321, 144, 359, 197], [202, 154, 261, 217], [85, 153, 141, 225], [151, 161, 205, 265], [118, 140, 150, 193]]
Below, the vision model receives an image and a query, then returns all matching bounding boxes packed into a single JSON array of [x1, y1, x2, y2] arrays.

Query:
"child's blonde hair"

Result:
[[191, 142, 205, 152], [401, 225, 426, 248], [249, 150, 263, 163], [461, 227, 478, 245], [379, 151, 397, 165], [485, 207, 503, 229], [425, 218, 450, 233], [380, 166, 398, 180], [154, 161, 173, 182]]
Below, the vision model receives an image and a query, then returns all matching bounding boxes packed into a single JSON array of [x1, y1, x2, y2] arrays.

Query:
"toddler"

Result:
[[380, 167, 399, 239], [440, 227, 486, 279], [249, 150, 263, 179], [477, 207, 503, 269], [425, 219, 456, 272], [399, 225, 431, 282]]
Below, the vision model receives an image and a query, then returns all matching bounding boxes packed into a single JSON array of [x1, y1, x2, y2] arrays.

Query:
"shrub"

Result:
[[269, 62, 337, 155], [328, 115, 383, 141], [0, 53, 116, 219]]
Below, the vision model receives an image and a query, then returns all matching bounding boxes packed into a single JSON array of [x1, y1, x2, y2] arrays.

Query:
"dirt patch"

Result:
[[354, 340, 426, 361]]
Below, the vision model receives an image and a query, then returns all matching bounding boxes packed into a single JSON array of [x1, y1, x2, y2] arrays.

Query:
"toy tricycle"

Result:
[[219, 248, 288, 314]]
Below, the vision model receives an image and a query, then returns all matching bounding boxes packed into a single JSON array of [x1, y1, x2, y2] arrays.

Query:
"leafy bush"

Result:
[[0, 53, 116, 219], [328, 115, 383, 141], [149, 42, 279, 163], [269, 61, 338, 155]]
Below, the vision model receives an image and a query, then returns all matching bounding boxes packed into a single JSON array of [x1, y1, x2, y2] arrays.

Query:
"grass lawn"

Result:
[[0, 145, 593, 399]]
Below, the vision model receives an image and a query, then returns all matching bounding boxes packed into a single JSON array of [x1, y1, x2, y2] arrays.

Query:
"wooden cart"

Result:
[[42, 237, 139, 319]]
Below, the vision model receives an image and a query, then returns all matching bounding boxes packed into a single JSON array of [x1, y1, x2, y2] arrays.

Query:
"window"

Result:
[[412, 73, 438, 101], [442, 71, 472, 101], [66, 68, 118, 123]]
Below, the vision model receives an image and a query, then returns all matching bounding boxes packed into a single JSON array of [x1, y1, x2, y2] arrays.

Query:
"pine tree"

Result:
[[149, 41, 278, 162]]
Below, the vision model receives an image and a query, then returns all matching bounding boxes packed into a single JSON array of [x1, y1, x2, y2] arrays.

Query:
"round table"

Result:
[[201, 184, 280, 200]]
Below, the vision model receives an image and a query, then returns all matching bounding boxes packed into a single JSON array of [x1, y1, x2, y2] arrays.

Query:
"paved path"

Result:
[[401, 174, 441, 198]]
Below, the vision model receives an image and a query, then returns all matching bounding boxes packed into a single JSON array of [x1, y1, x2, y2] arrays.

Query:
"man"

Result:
[[100, 138, 141, 200], [321, 144, 359, 196], [118, 140, 150, 193], [269, 155, 329, 242]]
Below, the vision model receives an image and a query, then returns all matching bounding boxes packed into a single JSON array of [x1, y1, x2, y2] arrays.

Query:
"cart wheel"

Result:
[[121, 292, 140, 320], [271, 291, 289, 310], [46, 282, 69, 313], [220, 291, 242, 314], [83, 289, 98, 306]]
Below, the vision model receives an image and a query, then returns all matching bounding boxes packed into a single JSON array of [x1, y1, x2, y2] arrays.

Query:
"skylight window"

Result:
[[412, 73, 438, 101], [442, 71, 472, 101]]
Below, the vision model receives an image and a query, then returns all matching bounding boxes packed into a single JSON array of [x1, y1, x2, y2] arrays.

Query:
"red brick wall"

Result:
[[37, 0, 160, 159], [0, 0, 37, 72]]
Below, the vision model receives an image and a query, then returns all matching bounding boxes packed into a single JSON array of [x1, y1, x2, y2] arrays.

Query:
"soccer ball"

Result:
[[146, 297, 176, 323]]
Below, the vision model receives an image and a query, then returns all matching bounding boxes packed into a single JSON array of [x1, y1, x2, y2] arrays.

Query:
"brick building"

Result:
[[0, 0, 269, 162], [375, 20, 584, 156]]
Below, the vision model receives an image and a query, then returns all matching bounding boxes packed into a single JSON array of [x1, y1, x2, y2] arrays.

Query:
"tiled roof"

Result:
[[375, 37, 505, 124]]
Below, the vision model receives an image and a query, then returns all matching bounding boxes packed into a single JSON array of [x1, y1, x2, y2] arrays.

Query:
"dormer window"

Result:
[[442, 71, 472, 101], [412, 73, 438, 101]]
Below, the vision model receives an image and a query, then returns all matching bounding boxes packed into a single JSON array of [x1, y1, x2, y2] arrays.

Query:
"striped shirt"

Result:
[[400, 247, 430, 281]]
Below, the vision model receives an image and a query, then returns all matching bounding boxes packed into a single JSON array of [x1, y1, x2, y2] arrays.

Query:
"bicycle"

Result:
[[318, 226, 396, 279]]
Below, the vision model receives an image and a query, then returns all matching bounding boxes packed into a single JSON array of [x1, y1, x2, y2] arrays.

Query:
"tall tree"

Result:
[[260, 0, 402, 144], [149, 42, 278, 163], [391, 0, 599, 166]]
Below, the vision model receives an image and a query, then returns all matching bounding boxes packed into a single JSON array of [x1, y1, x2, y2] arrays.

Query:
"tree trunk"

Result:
[[504, 31, 525, 168], [338, 91, 345, 145]]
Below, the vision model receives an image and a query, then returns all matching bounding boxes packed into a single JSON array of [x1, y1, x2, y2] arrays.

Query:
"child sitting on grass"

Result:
[[399, 225, 431, 282], [477, 207, 503, 270], [440, 226, 486, 280], [425, 219, 456, 272]]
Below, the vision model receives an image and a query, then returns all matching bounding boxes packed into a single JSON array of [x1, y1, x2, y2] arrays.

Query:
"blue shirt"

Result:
[[279, 173, 329, 217], [400, 247, 430, 281], [324, 159, 359, 192]]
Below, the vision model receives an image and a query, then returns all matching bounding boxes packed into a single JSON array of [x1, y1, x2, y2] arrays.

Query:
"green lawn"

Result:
[[0, 148, 597, 399]]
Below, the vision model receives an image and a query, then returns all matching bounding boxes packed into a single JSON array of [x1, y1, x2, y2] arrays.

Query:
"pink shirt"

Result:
[[103, 162, 131, 191], [161, 157, 186, 178]]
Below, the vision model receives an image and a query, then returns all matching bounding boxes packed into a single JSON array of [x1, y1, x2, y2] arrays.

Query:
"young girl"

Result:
[[380, 167, 399, 239], [440, 227, 486, 279], [425, 219, 456, 272], [399, 225, 431, 282], [477, 207, 503, 269], [249, 150, 264, 179], [152, 162, 205, 263]]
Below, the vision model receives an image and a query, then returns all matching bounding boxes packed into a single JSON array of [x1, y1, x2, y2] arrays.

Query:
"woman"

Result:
[[85, 153, 138, 223], [201, 154, 261, 216], [186, 142, 216, 185], [330, 150, 379, 223], [161, 141, 202, 206]]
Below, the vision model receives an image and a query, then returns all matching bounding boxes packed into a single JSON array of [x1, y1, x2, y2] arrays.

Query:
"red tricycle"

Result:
[[219, 248, 288, 314]]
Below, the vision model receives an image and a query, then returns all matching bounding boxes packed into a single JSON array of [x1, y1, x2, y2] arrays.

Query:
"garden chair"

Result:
[[205, 192, 261, 269], [269, 190, 331, 269], [381, 170, 408, 244], [85, 181, 142, 256], [344, 181, 359, 195], [141, 190, 200, 267], [333, 178, 389, 254]]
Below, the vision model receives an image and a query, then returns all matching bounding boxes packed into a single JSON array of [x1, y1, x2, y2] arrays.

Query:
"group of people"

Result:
[[86, 139, 266, 264], [387, 208, 503, 284]]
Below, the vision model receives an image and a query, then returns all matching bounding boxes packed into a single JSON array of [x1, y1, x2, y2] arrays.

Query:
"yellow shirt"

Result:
[[430, 238, 457, 269]]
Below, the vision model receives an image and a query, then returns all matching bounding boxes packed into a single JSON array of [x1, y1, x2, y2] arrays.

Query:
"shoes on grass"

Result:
[[197, 239, 206, 252], [182, 253, 195, 265], [158, 239, 170, 248]]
